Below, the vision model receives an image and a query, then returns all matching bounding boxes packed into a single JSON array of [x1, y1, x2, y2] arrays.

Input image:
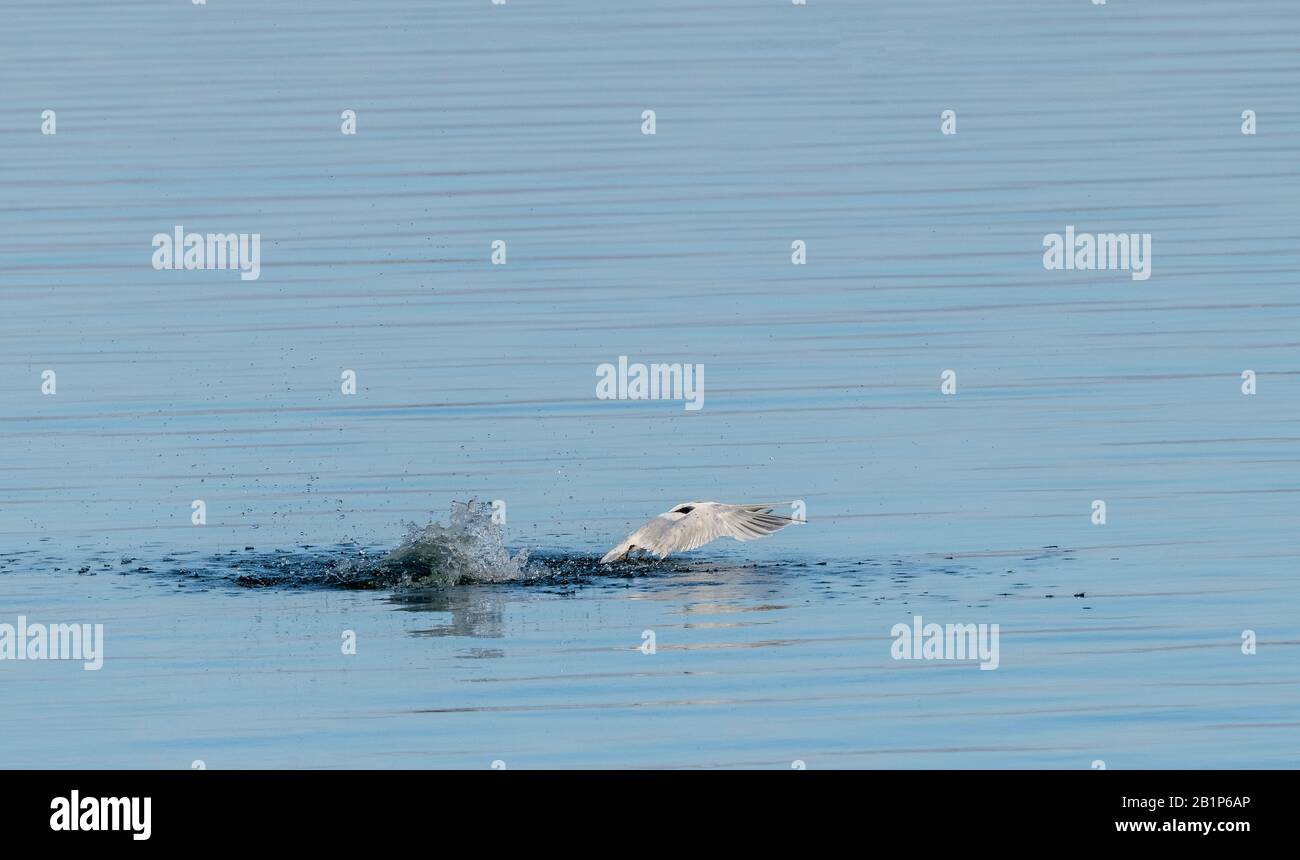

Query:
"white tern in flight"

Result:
[[602, 502, 801, 563]]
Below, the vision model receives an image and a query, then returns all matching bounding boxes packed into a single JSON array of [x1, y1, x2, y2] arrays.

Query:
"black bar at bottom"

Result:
[[2, 770, 1282, 846]]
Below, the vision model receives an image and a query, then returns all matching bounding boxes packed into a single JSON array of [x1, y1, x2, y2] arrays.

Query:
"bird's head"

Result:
[[665, 503, 699, 520]]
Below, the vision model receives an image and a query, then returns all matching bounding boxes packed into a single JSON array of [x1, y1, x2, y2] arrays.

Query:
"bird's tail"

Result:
[[733, 502, 806, 522]]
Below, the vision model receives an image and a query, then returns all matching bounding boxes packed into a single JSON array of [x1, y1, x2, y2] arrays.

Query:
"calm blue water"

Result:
[[0, 0, 1297, 768]]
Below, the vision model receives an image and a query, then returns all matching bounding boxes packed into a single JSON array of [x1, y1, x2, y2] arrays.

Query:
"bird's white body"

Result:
[[601, 501, 800, 563]]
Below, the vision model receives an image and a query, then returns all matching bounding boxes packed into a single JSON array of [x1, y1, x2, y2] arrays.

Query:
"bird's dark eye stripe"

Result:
[[674, 506, 695, 514]]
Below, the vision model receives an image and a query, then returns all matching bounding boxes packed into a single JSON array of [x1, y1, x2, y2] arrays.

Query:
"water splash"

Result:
[[214, 500, 534, 589], [146, 500, 837, 591], [373, 500, 533, 587]]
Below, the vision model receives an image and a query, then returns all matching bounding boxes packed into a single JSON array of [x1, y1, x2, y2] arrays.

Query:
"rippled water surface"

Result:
[[1, 0, 1298, 767]]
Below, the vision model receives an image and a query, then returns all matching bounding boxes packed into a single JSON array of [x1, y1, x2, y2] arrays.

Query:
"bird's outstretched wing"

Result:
[[640, 503, 796, 558]]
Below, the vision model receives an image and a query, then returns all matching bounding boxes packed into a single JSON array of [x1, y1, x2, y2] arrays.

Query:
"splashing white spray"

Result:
[[377, 500, 532, 587]]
